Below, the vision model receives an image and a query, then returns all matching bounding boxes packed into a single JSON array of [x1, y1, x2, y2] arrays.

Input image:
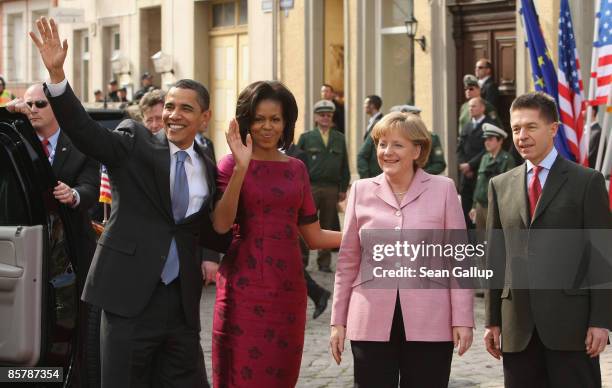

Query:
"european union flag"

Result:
[[520, 0, 574, 161]]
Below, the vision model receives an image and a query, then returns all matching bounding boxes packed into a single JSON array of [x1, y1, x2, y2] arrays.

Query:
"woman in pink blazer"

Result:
[[329, 112, 474, 388]]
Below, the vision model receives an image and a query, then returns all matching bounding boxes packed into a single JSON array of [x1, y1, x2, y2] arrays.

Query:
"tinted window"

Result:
[[0, 144, 29, 225]]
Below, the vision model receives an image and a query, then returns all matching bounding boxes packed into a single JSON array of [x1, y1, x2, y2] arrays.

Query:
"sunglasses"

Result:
[[26, 100, 49, 109]]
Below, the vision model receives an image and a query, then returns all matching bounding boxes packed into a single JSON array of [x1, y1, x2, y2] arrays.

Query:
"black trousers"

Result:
[[350, 296, 453, 388], [503, 330, 601, 388], [100, 280, 208, 388]]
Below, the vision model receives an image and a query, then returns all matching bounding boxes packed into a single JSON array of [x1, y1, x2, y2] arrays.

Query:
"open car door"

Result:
[[0, 111, 101, 388], [0, 116, 51, 366]]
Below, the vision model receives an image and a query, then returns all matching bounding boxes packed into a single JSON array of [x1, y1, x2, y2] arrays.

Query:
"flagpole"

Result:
[[600, 107, 612, 179], [585, 0, 602, 167], [103, 203, 109, 225], [595, 85, 612, 171]]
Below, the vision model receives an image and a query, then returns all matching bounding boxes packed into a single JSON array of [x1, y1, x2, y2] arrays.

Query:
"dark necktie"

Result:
[[161, 150, 190, 284], [528, 165, 543, 219]]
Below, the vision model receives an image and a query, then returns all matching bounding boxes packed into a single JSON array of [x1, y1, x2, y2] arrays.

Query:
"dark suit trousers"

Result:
[[100, 280, 208, 388], [300, 238, 327, 302], [350, 296, 453, 388], [459, 175, 476, 228], [311, 185, 340, 268], [503, 330, 601, 388]]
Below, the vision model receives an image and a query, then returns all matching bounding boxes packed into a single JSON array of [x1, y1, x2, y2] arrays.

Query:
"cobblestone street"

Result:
[[200, 255, 612, 387]]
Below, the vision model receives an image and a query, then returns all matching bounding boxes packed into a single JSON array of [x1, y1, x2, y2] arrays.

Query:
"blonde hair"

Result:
[[371, 112, 432, 168]]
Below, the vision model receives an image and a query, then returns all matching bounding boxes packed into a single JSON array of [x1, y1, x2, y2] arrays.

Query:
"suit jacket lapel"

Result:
[[193, 141, 216, 211], [399, 169, 429, 208], [51, 131, 70, 176], [532, 156, 569, 223], [153, 132, 173, 221], [374, 175, 399, 209], [516, 165, 529, 227], [364, 113, 382, 141]]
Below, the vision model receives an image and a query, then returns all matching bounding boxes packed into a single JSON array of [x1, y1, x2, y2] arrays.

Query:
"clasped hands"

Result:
[[484, 326, 609, 359]]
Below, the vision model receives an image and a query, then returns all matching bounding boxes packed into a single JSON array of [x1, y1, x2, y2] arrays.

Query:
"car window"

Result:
[[0, 145, 28, 225]]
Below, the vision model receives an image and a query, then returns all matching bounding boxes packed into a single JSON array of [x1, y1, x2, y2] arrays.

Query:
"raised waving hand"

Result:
[[29, 17, 68, 83]]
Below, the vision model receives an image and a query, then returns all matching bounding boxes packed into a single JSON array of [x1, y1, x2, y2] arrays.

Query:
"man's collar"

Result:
[[169, 140, 197, 162], [472, 115, 485, 124], [36, 127, 61, 145], [526, 147, 558, 172]]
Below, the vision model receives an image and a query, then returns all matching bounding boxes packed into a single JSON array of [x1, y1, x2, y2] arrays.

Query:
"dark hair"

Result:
[[592, 105, 599, 115], [94, 89, 102, 95], [366, 95, 382, 110], [510, 92, 559, 123], [0, 76, 5, 87], [235, 81, 298, 150], [139, 89, 166, 111], [172, 79, 210, 111], [321, 83, 334, 92], [109, 79, 118, 86]]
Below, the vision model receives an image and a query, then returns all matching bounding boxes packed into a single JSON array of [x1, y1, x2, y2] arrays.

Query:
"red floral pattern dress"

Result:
[[212, 155, 318, 388]]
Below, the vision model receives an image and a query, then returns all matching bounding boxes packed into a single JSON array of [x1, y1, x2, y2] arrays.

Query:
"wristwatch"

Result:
[[70, 189, 78, 206]]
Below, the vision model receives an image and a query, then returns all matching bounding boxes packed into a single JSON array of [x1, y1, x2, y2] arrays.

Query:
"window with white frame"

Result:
[[73, 29, 90, 101], [377, 0, 411, 108], [5, 13, 25, 82], [31, 9, 48, 81]]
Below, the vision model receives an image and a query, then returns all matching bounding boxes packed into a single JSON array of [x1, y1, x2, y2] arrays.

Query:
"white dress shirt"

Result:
[[36, 127, 60, 164], [526, 147, 558, 189], [168, 141, 208, 217]]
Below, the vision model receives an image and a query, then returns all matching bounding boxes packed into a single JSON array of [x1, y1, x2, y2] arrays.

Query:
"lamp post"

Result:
[[404, 13, 426, 106]]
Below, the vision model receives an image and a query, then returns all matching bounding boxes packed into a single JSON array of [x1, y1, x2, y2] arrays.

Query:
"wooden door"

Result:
[[450, 1, 517, 136], [209, 33, 248, 159]]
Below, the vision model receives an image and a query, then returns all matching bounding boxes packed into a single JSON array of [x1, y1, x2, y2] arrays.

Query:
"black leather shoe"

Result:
[[313, 289, 331, 319], [319, 266, 333, 273]]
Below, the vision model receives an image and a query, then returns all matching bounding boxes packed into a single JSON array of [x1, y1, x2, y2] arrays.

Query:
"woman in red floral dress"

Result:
[[211, 81, 342, 387]]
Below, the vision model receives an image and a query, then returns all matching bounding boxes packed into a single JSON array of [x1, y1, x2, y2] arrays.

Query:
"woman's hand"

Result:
[[330, 325, 346, 365], [226, 118, 252, 169], [453, 326, 473, 356]]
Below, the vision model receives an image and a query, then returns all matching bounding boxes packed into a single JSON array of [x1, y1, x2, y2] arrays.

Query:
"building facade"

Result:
[[0, 0, 599, 177]]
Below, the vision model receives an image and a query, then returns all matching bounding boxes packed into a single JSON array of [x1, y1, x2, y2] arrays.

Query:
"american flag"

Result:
[[591, 0, 612, 106], [557, 0, 587, 166], [99, 165, 112, 204]]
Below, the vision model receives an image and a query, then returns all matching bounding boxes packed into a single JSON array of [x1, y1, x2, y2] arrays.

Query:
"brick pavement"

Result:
[[200, 256, 612, 387]]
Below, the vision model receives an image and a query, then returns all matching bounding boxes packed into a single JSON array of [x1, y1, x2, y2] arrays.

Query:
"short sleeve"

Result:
[[216, 154, 235, 200], [297, 160, 318, 225]]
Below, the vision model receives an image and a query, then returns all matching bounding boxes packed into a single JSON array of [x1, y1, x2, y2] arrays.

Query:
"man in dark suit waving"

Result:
[[13, 18, 231, 388], [484, 92, 612, 388]]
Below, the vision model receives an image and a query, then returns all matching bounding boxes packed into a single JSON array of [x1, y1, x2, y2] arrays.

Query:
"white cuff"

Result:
[[70, 189, 81, 208], [46, 78, 68, 97]]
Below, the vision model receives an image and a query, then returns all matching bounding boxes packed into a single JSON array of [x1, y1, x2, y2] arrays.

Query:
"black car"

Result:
[[0, 108, 126, 387]]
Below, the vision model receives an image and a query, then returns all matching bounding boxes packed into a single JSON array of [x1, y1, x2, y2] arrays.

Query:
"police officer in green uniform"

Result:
[[297, 100, 350, 272], [469, 123, 515, 229], [459, 74, 502, 131], [388, 104, 447, 175]]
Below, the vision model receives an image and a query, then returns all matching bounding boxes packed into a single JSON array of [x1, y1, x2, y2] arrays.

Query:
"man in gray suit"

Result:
[[484, 92, 612, 388], [14, 18, 231, 387]]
